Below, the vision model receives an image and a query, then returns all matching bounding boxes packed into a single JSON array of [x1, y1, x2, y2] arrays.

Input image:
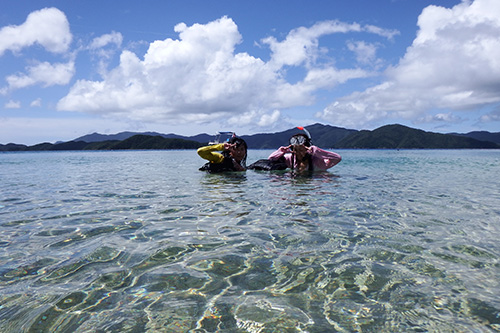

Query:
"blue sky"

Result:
[[1, 0, 499, 144]]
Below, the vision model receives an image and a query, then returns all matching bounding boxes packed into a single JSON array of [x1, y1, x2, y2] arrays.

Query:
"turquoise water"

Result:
[[0, 149, 499, 332]]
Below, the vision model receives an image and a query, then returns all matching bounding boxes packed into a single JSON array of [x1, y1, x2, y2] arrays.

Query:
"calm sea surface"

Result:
[[0, 149, 499, 332]]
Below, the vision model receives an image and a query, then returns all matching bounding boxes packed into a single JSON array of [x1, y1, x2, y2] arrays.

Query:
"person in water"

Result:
[[268, 133, 341, 173], [198, 137, 248, 172]]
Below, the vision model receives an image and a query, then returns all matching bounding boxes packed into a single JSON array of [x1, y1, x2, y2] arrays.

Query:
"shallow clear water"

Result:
[[0, 149, 499, 332]]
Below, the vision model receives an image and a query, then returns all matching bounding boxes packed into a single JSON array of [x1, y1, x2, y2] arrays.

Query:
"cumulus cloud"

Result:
[[6, 60, 75, 90], [0, 7, 71, 55], [257, 110, 281, 126], [58, 16, 395, 129], [0, 8, 74, 93], [317, 0, 500, 129], [58, 17, 279, 125]]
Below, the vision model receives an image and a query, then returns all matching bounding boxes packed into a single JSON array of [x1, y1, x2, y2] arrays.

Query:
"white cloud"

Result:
[[262, 20, 397, 69], [258, 110, 281, 126], [417, 112, 463, 124], [89, 31, 123, 50], [58, 16, 394, 130], [88, 31, 124, 75], [5, 100, 21, 109], [347, 41, 378, 65], [5, 60, 75, 90], [480, 107, 500, 122], [317, 0, 500, 129], [0, 7, 71, 56], [58, 17, 289, 127], [364, 25, 400, 40], [30, 98, 42, 107], [226, 109, 283, 128]]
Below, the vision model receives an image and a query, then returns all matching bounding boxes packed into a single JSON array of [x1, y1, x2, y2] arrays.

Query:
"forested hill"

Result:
[[334, 124, 499, 149], [1, 124, 499, 151], [241, 123, 357, 148], [448, 131, 500, 145], [0, 135, 203, 152]]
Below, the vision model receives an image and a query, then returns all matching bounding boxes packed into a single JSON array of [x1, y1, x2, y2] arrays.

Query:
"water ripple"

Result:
[[0, 150, 499, 332]]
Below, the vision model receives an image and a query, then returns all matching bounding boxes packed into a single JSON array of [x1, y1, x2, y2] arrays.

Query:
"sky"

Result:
[[1, 0, 500, 145]]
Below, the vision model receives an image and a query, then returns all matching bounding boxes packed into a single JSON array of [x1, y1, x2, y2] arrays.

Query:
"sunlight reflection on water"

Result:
[[0, 150, 499, 332]]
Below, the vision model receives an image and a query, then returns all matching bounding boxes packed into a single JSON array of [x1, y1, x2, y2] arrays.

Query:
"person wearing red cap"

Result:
[[268, 132, 341, 173]]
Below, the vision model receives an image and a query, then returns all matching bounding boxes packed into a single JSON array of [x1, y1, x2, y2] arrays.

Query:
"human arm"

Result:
[[308, 146, 342, 170], [268, 146, 293, 168], [268, 146, 291, 161], [197, 143, 225, 163]]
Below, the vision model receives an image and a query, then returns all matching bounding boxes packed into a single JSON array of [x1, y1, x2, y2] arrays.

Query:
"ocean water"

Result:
[[0, 149, 499, 332]]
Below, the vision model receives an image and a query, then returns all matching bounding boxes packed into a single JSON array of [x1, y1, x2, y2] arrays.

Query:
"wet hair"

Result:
[[230, 137, 247, 150]]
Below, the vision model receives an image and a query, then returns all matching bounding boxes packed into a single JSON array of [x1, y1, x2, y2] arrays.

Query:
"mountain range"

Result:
[[1, 123, 499, 151]]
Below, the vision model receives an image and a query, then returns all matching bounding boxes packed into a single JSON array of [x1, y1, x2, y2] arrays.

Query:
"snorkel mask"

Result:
[[289, 126, 312, 151], [290, 125, 312, 146], [289, 134, 310, 146], [291, 126, 312, 145]]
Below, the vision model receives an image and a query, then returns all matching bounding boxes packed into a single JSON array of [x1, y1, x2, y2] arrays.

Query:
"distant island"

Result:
[[0, 135, 203, 152], [332, 124, 500, 149], [1, 123, 499, 151]]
